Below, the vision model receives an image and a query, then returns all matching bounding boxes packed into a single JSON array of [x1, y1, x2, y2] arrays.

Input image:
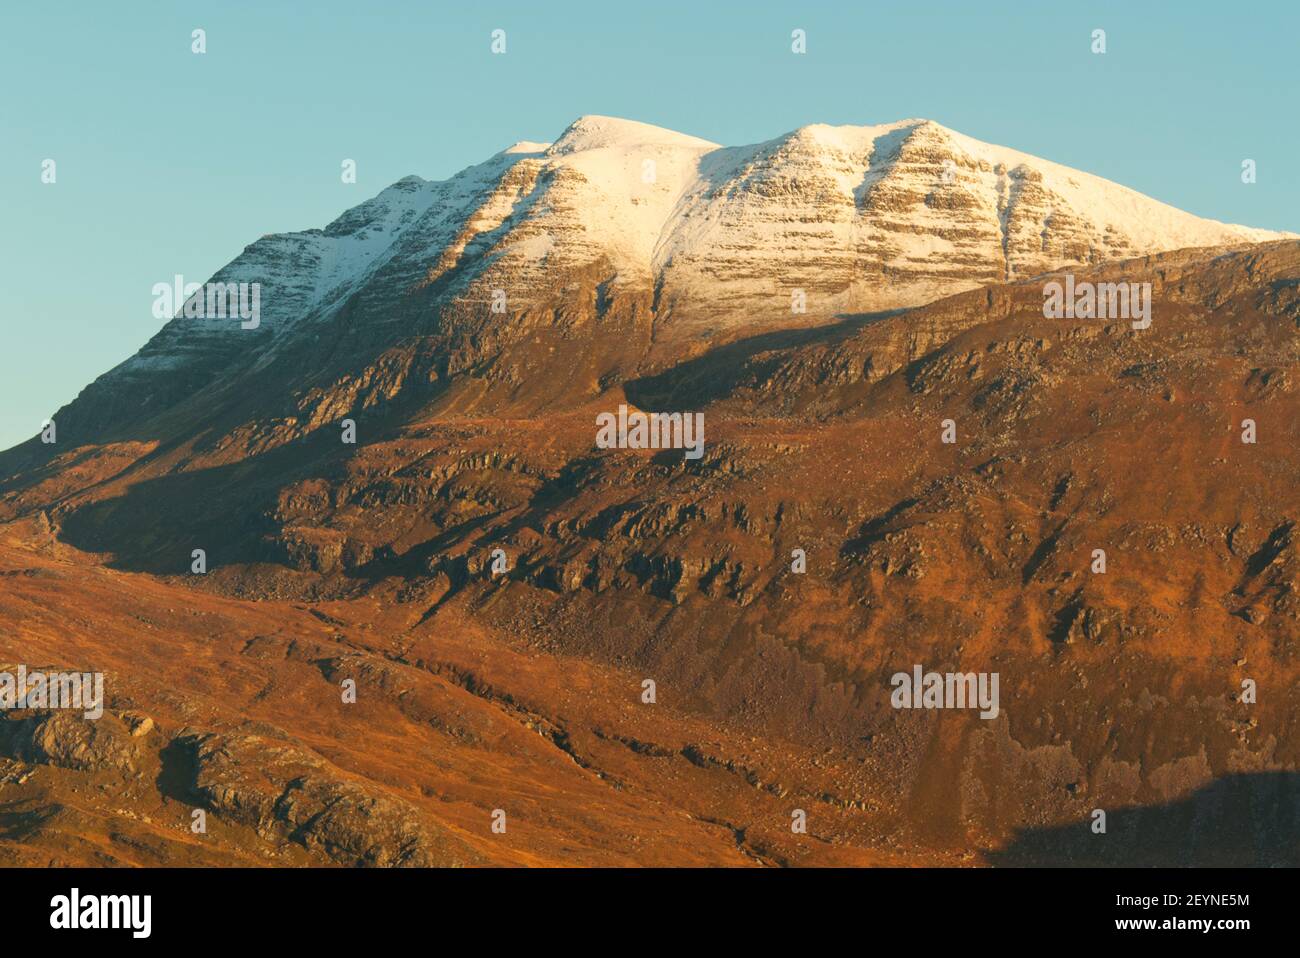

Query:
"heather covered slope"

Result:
[[0, 240, 1296, 866]]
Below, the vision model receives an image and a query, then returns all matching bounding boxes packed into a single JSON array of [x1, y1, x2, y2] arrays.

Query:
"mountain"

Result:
[[8, 116, 1289, 454], [0, 119, 1296, 867]]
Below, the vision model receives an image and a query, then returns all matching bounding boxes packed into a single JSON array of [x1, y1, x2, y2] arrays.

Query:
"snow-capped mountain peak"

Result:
[[71, 116, 1292, 436]]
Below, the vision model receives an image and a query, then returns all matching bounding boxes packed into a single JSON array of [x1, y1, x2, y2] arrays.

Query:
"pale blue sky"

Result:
[[3, 0, 1297, 451]]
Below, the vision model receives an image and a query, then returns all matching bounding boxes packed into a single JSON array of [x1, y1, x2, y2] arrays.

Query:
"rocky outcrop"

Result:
[[0, 710, 143, 774], [172, 727, 480, 867]]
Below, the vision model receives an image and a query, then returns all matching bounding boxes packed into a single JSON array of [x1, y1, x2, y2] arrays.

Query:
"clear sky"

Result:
[[3, 0, 1297, 452]]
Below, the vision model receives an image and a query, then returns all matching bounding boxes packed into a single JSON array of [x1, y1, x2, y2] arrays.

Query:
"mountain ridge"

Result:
[[4, 115, 1288, 465]]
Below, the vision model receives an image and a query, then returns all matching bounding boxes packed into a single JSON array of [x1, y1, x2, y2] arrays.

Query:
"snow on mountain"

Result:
[[650, 118, 1291, 335], [99, 115, 1294, 394]]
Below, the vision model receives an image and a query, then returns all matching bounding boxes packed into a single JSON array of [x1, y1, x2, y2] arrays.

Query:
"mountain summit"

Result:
[[5, 116, 1292, 451]]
